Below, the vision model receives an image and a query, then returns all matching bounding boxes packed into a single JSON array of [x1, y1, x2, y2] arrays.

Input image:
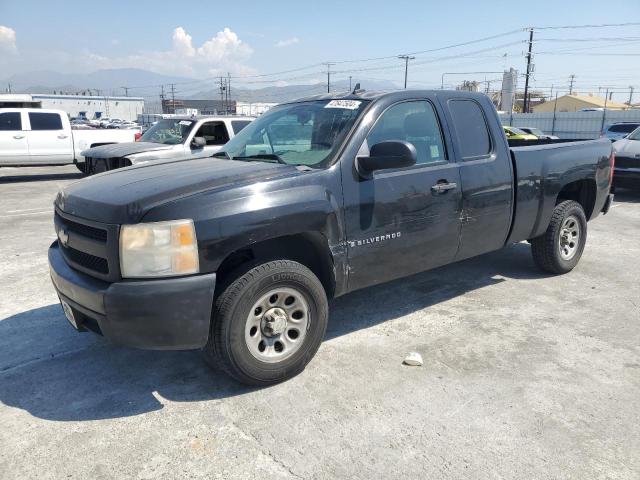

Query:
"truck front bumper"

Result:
[[48, 242, 216, 350]]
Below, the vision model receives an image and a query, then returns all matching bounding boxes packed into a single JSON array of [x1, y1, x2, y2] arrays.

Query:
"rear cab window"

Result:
[[28, 112, 63, 131], [448, 99, 492, 160], [0, 112, 22, 131]]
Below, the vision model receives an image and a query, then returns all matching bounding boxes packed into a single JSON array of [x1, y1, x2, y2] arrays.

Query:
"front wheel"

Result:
[[204, 260, 328, 385], [531, 200, 587, 274]]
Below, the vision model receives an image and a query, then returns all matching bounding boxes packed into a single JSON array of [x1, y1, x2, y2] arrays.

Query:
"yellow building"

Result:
[[533, 93, 629, 113]]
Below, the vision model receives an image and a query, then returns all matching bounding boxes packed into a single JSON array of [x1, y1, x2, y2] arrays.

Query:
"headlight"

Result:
[[119, 219, 199, 278]]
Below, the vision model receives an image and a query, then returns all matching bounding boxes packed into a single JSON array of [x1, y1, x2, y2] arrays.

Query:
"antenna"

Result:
[[352, 83, 362, 95]]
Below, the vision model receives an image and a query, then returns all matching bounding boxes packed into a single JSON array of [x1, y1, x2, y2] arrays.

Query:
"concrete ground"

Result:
[[0, 165, 638, 480]]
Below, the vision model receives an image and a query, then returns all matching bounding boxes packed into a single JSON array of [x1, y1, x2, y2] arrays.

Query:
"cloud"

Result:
[[0, 25, 17, 53], [84, 27, 254, 77], [275, 37, 299, 48]]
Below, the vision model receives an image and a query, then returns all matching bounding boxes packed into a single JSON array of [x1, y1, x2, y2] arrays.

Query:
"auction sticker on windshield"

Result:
[[179, 120, 193, 126], [325, 100, 362, 110]]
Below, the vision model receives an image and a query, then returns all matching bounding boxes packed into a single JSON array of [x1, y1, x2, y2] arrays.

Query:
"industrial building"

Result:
[[162, 99, 235, 115], [0, 93, 144, 120], [533, 93, 629, 113], [236, 102, 278, 116]]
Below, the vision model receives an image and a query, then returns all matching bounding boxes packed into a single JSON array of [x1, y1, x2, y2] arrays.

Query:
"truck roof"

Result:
[[170, 115, 255, 122], [291, 89, 486, 104]]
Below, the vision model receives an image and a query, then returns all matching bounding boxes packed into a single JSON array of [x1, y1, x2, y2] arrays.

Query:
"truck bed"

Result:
[[507, 138, 613, 244]]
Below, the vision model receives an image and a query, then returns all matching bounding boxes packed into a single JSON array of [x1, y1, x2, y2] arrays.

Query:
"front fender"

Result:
[[140, 171, 346, 276]]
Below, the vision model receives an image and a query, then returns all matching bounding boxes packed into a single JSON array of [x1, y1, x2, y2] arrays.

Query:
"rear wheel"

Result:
[[204, 260, 328, 385], [531, 200, 587, 274], [75, 162, 86, 174]]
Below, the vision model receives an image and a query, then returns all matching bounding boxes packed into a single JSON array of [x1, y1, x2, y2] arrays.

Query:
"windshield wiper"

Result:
[[212, 151, 230, 159], [232, 153, 287, 165]]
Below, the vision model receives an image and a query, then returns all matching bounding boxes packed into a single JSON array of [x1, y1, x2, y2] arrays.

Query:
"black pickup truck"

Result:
[[49, 90, 614, 385]]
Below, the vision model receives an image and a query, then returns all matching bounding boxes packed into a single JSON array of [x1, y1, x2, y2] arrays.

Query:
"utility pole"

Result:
[[6, 82, 12, 93], [120, 86, 129, 97], [227, 72, 232, 113], [569, 74, 576, 95], [160, 85, 165, 114], [601, 88, 609, 133], [169, 83, 176, 114], [323, 63, 335, 93], [522, 28, 534, 113], [628, 86, 634, 106], [349, 76, 352, 91], [398, 55, 415, 89], [219, 77, 226, 114]]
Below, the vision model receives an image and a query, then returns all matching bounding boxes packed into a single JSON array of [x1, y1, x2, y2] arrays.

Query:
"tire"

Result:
[[531, 200, 587, 274], [204, 260, 328, 385], [75, 162, 86, 174]]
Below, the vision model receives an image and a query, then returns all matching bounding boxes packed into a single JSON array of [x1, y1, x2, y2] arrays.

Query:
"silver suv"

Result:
[[602, 122, 640, 142]]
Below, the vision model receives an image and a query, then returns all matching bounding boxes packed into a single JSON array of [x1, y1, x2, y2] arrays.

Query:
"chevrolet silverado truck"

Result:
[[48, 90, 614, 385], [0, 108, 136, 170], [79, 115, 254, 174]]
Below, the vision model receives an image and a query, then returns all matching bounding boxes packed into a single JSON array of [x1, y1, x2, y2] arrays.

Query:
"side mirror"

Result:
[[356, 140, 417, 178], [191, 136, 206, 149]]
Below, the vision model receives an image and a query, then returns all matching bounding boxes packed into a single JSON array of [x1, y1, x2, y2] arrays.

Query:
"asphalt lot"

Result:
[[0, 165, 639, 479]]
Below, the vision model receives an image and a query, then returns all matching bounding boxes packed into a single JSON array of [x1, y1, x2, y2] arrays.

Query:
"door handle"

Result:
[[431, 182, 458, 194], [13, 135, 25, 139], [58, 134, 69, 139]]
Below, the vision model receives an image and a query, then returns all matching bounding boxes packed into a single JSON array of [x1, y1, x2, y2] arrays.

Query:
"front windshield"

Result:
[[528, 128, 544, 136], [219, 99, 370, 167], [509, 127, 528, 135], [625, 127, 640, 141], [139, 119, 196, 144]]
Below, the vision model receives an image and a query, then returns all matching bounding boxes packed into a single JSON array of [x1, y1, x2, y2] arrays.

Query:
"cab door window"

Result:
[[366, 100, 447, 165], [194, 121, 230, 145], [0, 112, 22, 131]]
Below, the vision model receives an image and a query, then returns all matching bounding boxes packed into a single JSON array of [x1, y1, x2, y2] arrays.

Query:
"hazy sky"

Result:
[[1, 0, 639, 100]]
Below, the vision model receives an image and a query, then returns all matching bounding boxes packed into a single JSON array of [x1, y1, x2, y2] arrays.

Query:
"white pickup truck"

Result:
[[0, 108, 137, 171]]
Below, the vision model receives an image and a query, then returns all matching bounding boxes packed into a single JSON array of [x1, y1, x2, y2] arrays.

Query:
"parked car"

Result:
[[80, 115, 254, 174], [602, 122, 640, 142], [503, 126, 537, 140], [0, 108, 137, 171], [49, 90, 614, 385], [612, 126, 640, 189], [518, 127, 559, 140]]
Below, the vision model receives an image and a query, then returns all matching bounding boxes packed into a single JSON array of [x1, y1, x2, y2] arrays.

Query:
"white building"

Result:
[[235, 102, 278, 116], [0, 93, 144, 121]]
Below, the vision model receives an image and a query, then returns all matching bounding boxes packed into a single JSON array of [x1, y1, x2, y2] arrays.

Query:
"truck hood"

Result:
[[613, 138, 640, 156], [80, 142, 175, 159], [57, 157, 298, 224]]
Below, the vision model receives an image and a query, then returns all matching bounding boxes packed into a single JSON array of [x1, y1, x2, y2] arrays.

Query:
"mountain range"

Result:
[[2, 68, 400, 105]]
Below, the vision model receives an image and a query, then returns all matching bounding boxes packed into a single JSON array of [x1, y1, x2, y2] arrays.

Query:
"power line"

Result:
[[535, 36, 640, 42], [533, 22, 640, 30]]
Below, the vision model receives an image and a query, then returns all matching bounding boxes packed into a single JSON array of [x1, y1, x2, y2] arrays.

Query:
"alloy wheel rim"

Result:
[[245, 287, 310, 363]]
